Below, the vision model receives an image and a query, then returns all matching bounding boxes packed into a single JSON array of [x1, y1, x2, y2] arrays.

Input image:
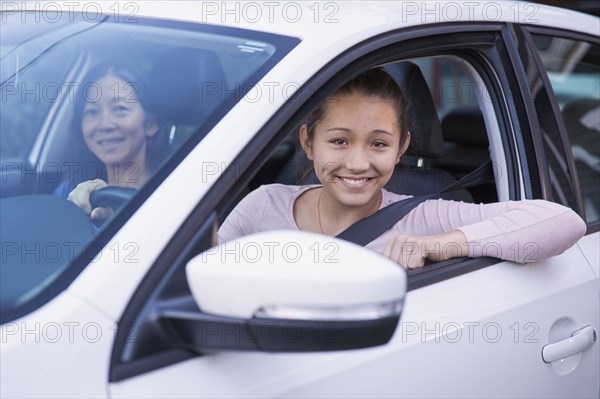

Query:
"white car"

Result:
[[1, 1, 599, 398]]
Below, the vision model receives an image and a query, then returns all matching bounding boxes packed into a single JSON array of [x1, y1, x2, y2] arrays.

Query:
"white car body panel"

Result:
[[0, 292, 114, 398], [109, 246, 599, 398], [579, 233, 600, 279], [129, 1, 600, 40]]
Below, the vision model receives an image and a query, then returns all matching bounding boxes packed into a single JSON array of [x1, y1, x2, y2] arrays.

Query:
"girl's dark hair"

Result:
[[69, 63, 168, 184], [305, 68, 409, 147]]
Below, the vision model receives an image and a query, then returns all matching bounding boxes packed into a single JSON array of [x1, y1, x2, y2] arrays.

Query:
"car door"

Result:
[[106, 22, 599, 398]]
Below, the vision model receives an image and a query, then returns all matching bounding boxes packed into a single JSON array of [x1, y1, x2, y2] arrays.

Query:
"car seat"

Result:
[[149, 48, 227, 148], [439, 108, 490, 174]]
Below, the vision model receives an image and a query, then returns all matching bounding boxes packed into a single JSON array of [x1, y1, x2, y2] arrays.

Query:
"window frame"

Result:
[[518, 25, 600, 233]]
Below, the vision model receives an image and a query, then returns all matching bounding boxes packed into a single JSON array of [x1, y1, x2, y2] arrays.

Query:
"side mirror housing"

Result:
[[164, 231, 407, 352]]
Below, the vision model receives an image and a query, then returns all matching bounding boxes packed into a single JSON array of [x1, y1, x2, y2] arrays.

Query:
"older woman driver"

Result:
[[217, 68, 586, 269], [55, 63, 168, 221]]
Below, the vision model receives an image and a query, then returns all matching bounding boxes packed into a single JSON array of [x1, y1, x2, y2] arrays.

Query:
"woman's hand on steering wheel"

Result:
[[68, 179, 112, 222], [69, 179, 138, 224]]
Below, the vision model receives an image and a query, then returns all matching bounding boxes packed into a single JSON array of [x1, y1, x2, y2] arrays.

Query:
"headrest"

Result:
[[442, 108, 489, 148], [383, 62, 445, 158], [150, 49, 226, 125]]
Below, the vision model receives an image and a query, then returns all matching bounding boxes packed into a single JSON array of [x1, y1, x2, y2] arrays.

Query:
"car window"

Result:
[[0, 12, 299, 322], [531, 34, 600, 223], [0, 43, 79, 161]]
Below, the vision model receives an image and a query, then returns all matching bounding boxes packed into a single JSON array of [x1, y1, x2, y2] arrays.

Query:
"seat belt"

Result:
[[335, 161, 495, 246]]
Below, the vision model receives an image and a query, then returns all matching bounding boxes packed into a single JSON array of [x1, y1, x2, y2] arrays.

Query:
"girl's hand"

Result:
[[68, 179, 113, 222], [384, 230, 468, 269]]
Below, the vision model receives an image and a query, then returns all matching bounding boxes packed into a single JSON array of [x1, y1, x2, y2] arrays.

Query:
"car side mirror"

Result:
[[162, 231, 407, 353]]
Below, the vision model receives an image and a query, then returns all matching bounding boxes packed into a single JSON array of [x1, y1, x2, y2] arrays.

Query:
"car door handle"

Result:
[[542, 326, 597, 363]]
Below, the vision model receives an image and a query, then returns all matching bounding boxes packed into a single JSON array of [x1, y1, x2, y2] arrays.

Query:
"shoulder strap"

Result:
[[335, 161, 494, 246]]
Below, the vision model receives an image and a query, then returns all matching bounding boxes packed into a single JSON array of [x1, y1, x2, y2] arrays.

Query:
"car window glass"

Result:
[[532, 34, 600, 223], [0, 12, 298, 322], [1, 43, 78, 160]]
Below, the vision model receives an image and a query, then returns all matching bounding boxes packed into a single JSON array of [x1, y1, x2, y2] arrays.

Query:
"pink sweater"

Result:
[[218, 184, 587, 263]]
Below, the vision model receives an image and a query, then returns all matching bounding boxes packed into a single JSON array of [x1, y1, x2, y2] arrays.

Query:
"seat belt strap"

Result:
[[335, 161, 494, 246]]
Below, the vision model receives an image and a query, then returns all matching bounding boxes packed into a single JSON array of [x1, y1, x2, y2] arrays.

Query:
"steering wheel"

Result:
[[89, 186, 136, 211]]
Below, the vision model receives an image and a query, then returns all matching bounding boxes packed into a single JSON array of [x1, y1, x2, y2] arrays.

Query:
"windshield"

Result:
[[0, 12, 299, 323]]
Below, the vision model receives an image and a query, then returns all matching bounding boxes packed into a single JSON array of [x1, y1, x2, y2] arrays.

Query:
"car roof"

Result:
[[10, 1, 600, 40], [78, 1, 600, 38]]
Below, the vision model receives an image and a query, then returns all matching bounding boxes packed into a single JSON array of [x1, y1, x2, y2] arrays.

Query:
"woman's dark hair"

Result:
[[305, 68, 409, 147], [68, 63, 169, 184]]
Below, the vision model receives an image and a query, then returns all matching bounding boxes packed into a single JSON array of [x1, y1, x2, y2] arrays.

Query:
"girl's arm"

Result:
[[386, 199, 586, 269]]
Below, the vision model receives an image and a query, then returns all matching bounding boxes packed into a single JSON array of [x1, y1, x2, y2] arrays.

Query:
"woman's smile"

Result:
[[97, 136, 127, 151]]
